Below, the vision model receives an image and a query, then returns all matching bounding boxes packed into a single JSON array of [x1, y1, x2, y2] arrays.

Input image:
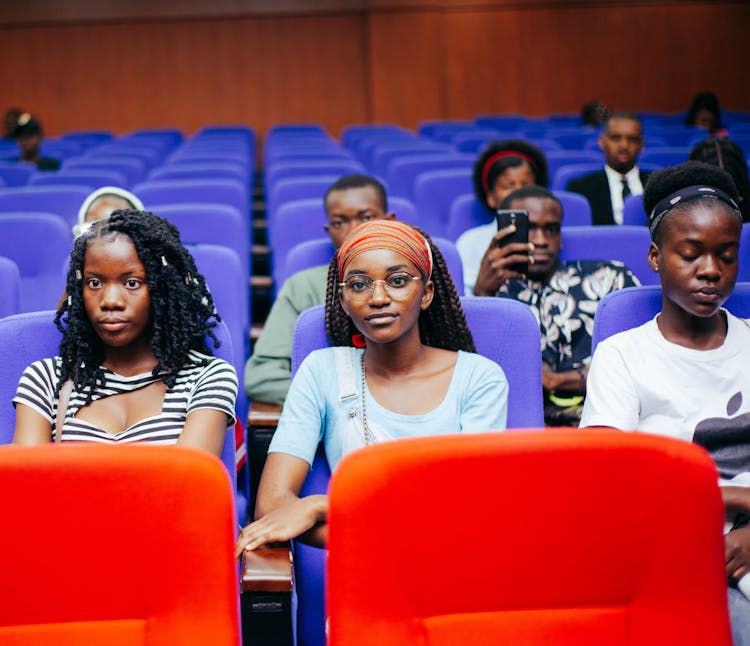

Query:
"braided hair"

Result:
[[472, 139, 549, 210], [689, 138, 750, 221], [324, 227, 476, 352], [55, 209, 220, 399]]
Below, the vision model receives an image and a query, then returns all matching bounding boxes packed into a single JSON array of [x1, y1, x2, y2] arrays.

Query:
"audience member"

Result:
[[13, 210, 237, 457], [566, 112, 650, 225], [3, 107, 22, 140], [74, 186, 144, 238], [10, 113, 60, 170], [685, 91, 727, 136], [689, 137, 750, 222], [244, 174, 394, 407], [580, 100, 611, 127], [580, 161, 749, 644], [464, 185, 639, 425], [456, 139, 548, 296], [236, 220, 507, 553]]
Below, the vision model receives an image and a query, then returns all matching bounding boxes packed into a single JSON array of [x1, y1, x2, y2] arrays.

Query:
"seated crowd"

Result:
[[2, 104, 750, 643]]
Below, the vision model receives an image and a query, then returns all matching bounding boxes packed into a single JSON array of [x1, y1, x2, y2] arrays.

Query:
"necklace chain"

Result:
[[360, 351, 376, 445]]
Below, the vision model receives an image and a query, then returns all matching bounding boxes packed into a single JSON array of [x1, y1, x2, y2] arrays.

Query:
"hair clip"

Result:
[[184, 273, 192, 285], [75, 270, 82, 280], [161, 256, 168, 267], [67, 295, 72, 306]]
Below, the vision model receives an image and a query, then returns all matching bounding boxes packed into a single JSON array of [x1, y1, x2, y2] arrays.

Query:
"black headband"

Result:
[[648, 184, 741, 239]]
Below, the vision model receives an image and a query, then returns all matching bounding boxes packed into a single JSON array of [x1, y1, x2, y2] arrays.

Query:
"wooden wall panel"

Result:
[[367, 11, 444, 125], [0, 14, 369, 137], [0, 2, 747, 139]]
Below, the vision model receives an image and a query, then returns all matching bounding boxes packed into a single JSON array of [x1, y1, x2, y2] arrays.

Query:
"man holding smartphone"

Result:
[[462, 185, 639, 425]]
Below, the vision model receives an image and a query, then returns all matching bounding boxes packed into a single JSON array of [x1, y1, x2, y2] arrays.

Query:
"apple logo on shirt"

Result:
[[694, 391, 750, 481]]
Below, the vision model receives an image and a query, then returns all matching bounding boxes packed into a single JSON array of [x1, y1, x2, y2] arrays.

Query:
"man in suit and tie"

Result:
[[566, 113, 650, 225]]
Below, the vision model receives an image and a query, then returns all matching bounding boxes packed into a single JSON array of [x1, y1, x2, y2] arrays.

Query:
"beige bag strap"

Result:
[[54, 379, 73, 444]]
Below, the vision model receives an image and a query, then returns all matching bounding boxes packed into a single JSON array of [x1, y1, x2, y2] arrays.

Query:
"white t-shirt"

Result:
[[580, 311, 750, 486]]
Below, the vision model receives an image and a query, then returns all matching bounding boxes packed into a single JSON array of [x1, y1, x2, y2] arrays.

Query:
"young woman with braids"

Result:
[[580, 162, 750, 642], [13, 210, 238, 457], [236, 220, 507, 553]]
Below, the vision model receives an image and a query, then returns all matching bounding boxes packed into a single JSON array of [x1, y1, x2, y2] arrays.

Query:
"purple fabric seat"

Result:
[[148, 162, 247, 184], [553, 190, 592, 226], [592, 283, 750, 354], [0, 256, 20, 318], [281, 235, 465, 296], [558, 225, 656, 285], [266, 176, 340, 228], [370, 143, 454, 180], [265, 160, 366, 192], [623, 194, 648, 226], [290, 296, 544, 646], [0, 213, 73, 312], [413, 168, 473, 238], [447, 194, 491, 241], [0, 186, 92, 227], [386, 154, 475, 201], [29, 169, 128, 189], [133, 179, 248, 218], [152, 203, 250, 275], [63, 157, 147, 187], [0, 163, 35, 187]]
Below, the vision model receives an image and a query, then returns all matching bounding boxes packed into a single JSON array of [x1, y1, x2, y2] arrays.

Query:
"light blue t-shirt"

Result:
[[269, 347, 508, 471]]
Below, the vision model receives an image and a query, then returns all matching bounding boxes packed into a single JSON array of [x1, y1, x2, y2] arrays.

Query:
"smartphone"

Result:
[[495, 209, 529, 276]]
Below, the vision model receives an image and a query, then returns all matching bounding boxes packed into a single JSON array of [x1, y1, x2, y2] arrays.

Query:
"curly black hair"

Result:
[[324, 227, 476, 352], [643, 161, 741, 244], [473, 139, 549, 209], [55, 209, 220, 400], [689, 137, 750, 221]]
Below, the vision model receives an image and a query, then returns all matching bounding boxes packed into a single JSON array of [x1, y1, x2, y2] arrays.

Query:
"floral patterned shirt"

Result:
[[497, 260, 640, 372]]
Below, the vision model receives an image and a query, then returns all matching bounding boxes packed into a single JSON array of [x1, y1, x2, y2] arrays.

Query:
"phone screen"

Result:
[[495, 209, 529, 276]]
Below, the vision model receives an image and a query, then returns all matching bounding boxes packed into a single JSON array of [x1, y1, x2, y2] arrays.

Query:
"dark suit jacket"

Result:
[[566, 169, 651, 225]]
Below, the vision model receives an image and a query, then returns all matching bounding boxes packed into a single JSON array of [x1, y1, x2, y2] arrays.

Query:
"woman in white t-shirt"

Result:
[[236, 220, 508, 555], [580, 161, 750, 643]]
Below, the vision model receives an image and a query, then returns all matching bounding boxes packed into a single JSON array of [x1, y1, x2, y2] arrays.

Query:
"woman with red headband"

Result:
[[237, 220, 507, 553], [457, 139, 549, 296]]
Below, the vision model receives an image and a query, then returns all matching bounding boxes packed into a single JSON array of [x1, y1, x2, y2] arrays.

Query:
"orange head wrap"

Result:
[[337, 220, 433, 281]]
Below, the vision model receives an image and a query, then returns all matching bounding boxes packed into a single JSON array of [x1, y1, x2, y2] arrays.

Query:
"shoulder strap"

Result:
[[55, 379, 73, 444], [333, 347, 359, 403]]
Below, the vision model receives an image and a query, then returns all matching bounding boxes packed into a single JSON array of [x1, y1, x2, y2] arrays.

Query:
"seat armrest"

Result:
[[241, 543, 294, 593]]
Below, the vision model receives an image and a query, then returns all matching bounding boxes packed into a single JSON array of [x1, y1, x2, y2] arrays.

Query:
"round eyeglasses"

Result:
[[339, 272, 422, 301]]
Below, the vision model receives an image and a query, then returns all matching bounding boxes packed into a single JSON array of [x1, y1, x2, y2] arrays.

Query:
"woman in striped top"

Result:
[[13, 210, 237, 456]]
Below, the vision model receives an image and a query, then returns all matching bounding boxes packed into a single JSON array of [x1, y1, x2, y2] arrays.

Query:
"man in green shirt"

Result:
[[244, 174, 395, 405]]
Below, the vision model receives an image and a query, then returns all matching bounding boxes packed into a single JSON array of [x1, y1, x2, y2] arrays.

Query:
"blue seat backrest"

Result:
[[0, 213, 73, 312], [592, 283, 750, 354], [0, 256, 20, 318], [558, 225, 656, 285]]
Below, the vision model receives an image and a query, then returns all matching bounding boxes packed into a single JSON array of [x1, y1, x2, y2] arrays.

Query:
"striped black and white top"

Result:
[[13, 350, 238, 444]]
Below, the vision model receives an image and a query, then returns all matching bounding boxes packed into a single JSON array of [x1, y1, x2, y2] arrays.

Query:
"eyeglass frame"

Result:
[[338, 271, 423, 300]]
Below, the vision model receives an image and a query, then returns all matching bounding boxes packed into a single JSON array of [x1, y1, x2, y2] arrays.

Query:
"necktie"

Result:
[[621, 177, 631, 200]]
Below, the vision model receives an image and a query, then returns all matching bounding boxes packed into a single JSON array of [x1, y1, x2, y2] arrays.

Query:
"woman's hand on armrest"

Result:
[[235, 494, 328, 556], [235, 452, 327, 556]]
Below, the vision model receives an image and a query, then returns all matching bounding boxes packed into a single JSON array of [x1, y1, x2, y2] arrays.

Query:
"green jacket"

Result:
[[244, 264, 329, 404]]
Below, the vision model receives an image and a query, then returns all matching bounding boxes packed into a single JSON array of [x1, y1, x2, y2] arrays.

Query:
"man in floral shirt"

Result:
[[461, 185, 639, 425]]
